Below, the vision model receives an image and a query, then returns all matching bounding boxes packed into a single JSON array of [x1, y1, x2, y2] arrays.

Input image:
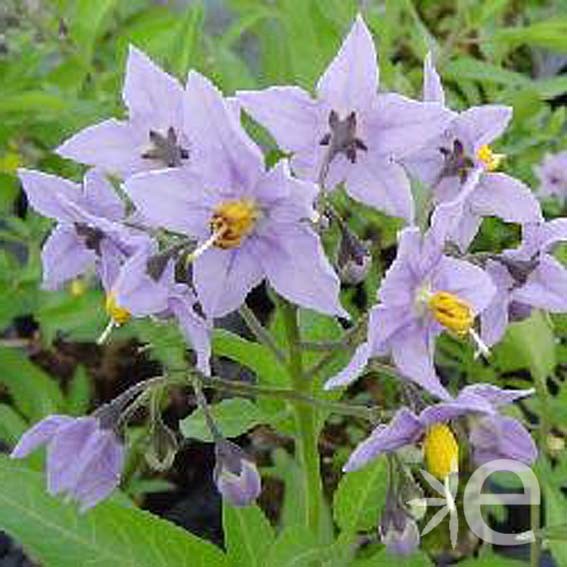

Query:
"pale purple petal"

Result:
[[390, 324, 452, 401], [237, 86, 320, 153], [56, 118, 147, 178], [83, 169, 124, 221], [535, 151, 567, 201], [41, 225, 96, 290], [366, 94, 452, 158], [470, 173, 543, 225], [123, 45, 183, 128], [193, 244, 264, 318], [423, 52, 445, 105], [447, 206, 482, 252], [462, 384, 534, 407], [260, 224, 347, 318], [454, 105, 512, 150], [344, 408, 423, 472], [419, 392, 495, 426], [11, 415, 73, 459], [346, 153, 414, 222], [316, 15, 378, 114], [324, 342, 371, 390], [18, 169, 82, 222], [434, 256, 496, 314], [184, 71, 264, 192], [480, 260, 512, 347], [513, 255, 567, 312], [123, 168, 214, 239]]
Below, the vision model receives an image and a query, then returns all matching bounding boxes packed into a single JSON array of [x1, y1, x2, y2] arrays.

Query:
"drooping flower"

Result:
[[214, 439, 261, 507], [236, 15, 452, 223], [325, 195, 496, 400], [11, 415, 124, 511], [405, 53, 542, 249], [57, 46, 189, 177], [344, 384, 537, 473], [534, 151, 567, 203], [102, 243, 212, 374], [124, 71, 347, 319], [18, 168, 149, 290], [481, 218, 567, 346]]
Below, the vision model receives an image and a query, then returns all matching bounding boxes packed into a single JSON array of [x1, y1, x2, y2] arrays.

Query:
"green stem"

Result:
[[530, 497, 541, 567], [281, 300, 323, 535], [239, 304, 287, 364]]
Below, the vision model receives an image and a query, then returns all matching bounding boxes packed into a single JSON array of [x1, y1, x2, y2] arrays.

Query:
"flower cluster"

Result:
[[12, 15, 564, 543]]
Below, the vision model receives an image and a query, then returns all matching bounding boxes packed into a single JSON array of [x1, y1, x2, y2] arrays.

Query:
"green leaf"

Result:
[[169, 2, 204, 78], [501, 311, 556, 381], [180, 398, 268, 442], [223, 504, 275, 567], [458, 551, 525, 566], [0, 456, 227, 567], [0, 347, 64, 421], [352, 550, 432, 566], [443, 57, 528, 88], [0, 403, 28, 446], [492, 18, 567, 53], [333, 456, 388, 534]]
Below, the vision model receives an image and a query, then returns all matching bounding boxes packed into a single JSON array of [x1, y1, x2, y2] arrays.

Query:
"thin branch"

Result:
[[239, 304, 287, 364]]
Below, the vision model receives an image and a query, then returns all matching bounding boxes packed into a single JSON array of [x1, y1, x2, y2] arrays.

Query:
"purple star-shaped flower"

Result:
[[108, 243, 212, 374], [535, 151, 567, 203], [124, 71, 347, 319], [11, 415, 124, 511], [236, 16, 451, 223], [18, 168, 149, 290], [345, 384, 537, 472], [481, 218, 567, 346], [405, 53, 542, 249], [325, 195, 496, 400], [57, 46, 189, 177]]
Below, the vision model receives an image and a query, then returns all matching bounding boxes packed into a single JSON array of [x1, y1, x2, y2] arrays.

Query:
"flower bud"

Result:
[[145, 415, 178, 472], [337, 224, 371, 285], [380, 486, 420, 555], [213, 439, 261, 507]]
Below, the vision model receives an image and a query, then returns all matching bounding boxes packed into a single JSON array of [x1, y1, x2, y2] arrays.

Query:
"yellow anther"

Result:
[[69, 278, 86, 297], [477, 144, 505, 172], [428, 291, 474, 336], [105, 293, 130, 325], [424, 424, 459, 480], [210, 199, 259, 249]]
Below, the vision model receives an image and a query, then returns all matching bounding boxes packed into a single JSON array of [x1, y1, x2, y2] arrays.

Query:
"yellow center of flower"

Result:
[[424, 424, 459, 480], [69, 278, 86, 297], [477, 144, 505, 171], [428, 291, 474, 336], [210, 199, 259, 249], [105, 293, 130, 325]]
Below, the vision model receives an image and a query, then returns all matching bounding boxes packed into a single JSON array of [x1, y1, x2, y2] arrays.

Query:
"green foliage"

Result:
[[0, 456, 227, 567]]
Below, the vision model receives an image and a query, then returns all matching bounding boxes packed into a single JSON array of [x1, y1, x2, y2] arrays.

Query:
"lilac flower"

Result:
[[11, 415, 124, 511], [481, 218, 567, 346], [325, 200, 496, 400], [104, 243, 212, 374], [18, 168, 149, 290], [405, 54, 542, 249], [534, 151, 567, 202], [214, 439, 261, 507], [344, 384, 537, 473], [124, 71, 346, 319], [236, 16, 452, 223], [57, 46, 188, 177]]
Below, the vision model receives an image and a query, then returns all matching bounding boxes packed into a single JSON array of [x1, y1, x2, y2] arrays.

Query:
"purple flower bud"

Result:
[[11, 415, 124, 512], [337, 223, 371, 285], [380, 486, 420, 556], [213, 440, 261, 507]]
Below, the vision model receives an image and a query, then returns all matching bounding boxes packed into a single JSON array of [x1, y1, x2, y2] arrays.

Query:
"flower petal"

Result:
[[344, 408, 423, 472], [454, 105, 512, 150], [41, 225, 96, 290], [423, 52, 445, 105], [83, 169, 124, 221], [237, 86, 320, 153], [324, 342, 371, 390], [260, 224, 347, 318], [316, 14, 378, 114], [11, 415, 73, 459], [194, 244, 264, 318], [346, 153, 414, 223], [56, 119, 146, 178], [184, 71, 264, 192]]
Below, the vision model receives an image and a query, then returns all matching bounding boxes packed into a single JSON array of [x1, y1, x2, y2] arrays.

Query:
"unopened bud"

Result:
[[145, 415, 178, 472], [214, 439, 261, 507], [337, 225, 371, 284], [380, 484, 420, 555]]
